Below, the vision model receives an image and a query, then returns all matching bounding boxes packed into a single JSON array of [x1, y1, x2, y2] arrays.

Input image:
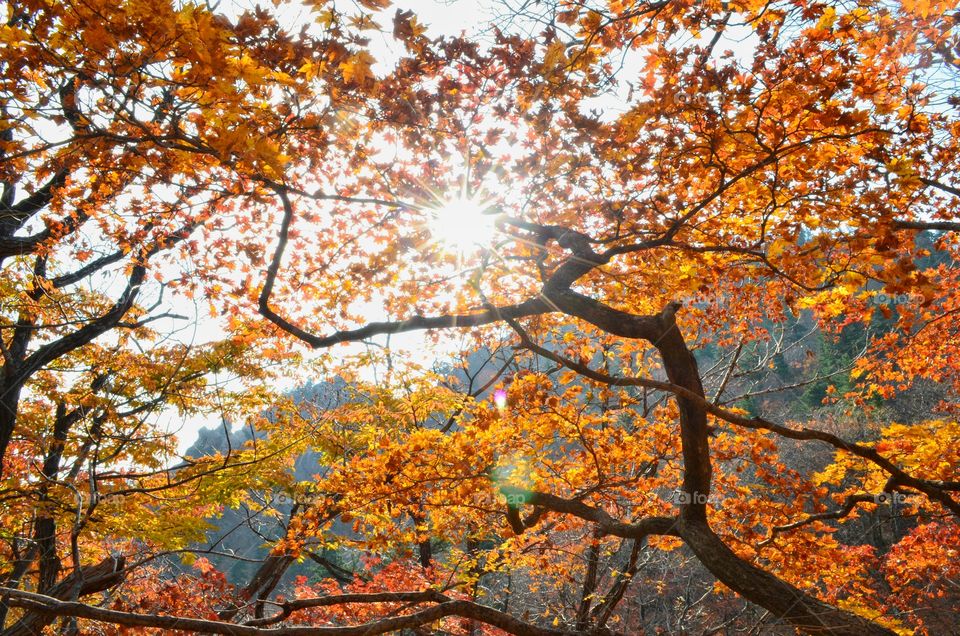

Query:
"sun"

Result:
[[428, 194, 498, 254]]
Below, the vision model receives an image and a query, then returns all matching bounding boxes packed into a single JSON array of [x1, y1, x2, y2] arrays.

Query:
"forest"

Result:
[[0, 0, 958, 634]]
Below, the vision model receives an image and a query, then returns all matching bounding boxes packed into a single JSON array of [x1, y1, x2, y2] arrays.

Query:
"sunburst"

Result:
[[427, 191, 499, 254]]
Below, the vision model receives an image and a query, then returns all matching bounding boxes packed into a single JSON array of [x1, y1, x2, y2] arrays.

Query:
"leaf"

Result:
[[341, 51, 376, 86]]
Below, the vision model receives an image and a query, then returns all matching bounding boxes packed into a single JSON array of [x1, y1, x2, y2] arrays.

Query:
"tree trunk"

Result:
[[555, 298, 898, 635], [0, 382, 23, 478], [680, 520, 895, 635], [3, 556, 125, 636]]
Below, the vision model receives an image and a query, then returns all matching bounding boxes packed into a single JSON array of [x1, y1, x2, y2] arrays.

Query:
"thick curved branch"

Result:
[[16, 215, 199, 380], [0, 170, 69, 236], [499, 486, 894, 634], [500, 487, 679, 540], [919, 176, 960, 199], [0, 587, 621, 636], [2, 557, 125, 636], [48, 249, 128, 289], [244, 591, 452, 627], [526, 295, 713, 519], [678, 520, 895, 636], [893, 219, 960, 232], [258, 187, 549, 346], [509, 323, 960, 517]]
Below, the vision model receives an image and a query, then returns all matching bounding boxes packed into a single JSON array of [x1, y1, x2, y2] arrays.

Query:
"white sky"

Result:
[[122, 0, 754, 452], [169, 0, 498, 452]]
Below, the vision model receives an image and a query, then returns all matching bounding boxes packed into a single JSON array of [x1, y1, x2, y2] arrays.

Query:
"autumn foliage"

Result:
[[1, 0, 958, 634]]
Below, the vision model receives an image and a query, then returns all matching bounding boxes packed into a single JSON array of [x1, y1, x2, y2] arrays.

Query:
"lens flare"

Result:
[[429, 195, 497, 253], [493, 388, 507, 409]]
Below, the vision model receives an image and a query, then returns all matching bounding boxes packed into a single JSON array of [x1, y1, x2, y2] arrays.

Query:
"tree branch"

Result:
[[0, 587, 622, 636], [500, 487, 679, 540], [508, 321, 960, 517]]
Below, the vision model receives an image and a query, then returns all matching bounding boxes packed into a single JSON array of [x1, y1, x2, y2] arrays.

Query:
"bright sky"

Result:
[[170, 0, 500, 452], [169, 0, 760, 451], [8, 0, 759, 453], [151, 0, 764, 455]]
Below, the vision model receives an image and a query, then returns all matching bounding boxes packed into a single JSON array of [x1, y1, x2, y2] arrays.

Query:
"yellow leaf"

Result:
[[542, 41, 567, 74], [816, 7, 837, 31], [341, 51, 376, 86]]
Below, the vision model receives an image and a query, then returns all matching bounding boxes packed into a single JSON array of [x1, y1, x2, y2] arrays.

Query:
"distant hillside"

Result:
[[183, 379, 350, 585]]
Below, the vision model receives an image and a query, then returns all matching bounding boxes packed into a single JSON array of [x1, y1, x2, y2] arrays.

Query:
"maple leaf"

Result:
[[340, 51, 376, 86], [2, 1, 958, 635], [393, 9, 426, 43]]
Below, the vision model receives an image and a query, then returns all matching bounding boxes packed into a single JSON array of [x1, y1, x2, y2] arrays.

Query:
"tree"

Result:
[[0, 0, 368, 628], [1, 0, 958, 635]]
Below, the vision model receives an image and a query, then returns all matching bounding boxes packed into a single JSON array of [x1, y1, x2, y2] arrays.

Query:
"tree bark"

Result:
[[547, 297, 897, 635], [3, 556, 125, 636]]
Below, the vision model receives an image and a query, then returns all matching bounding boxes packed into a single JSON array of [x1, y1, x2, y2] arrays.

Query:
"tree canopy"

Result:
[[0, 0, 958, 634]]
